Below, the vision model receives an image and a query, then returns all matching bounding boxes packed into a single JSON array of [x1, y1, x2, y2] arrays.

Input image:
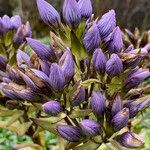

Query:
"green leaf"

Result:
[[0, 44, 7, 58], [70, 109, 92, 119], [4, 30, 13, 47], [81, 79, 100, 88], [70, 30, 86, 60]]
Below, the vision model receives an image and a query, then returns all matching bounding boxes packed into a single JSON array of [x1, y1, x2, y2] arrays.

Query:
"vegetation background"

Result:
[[0, 0, 150, 149]]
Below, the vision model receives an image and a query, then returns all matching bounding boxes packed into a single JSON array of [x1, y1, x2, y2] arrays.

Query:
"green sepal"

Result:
[[81, 79, 100, 88], [4, 30, 14, 47]]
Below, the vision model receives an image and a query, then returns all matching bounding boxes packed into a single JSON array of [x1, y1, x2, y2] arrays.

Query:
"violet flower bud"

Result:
[[17, 50, 32, 68], [26, 38, 56, 62], [83, 22, 101, 53], [92, 48, 107, 73], [80, 119, 102, 136], [124, 44, 134, 53], [97, 10, 116, 39], [71, 86, 86, 107], [78, 0, 92, 19], [90, 91, 106, 116], [0, 55, 7, 71], [13, 26, 24, 46], [43, 100, 63, 116], [2, 15, 13, 31], [124, 68, 150, 91], [62, 0, 81, 28], [59, 49, 74, 82], [24, 21, 32, 38], [115, 131, 144, 148], [36, 0, 60, 28], [10, 15, 22, 30], [106, 54, 123, 77], [57, 125, 82, 142], [40, 60, 50, 76], [111, 95, 123, 117], [106, 26, 123, 54], [49, 63, 65, 92], [0, 18, 5, 34], [111, 108, 129, 131]]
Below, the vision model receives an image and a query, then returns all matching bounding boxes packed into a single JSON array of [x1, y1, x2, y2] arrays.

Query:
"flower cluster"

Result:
[[0, 0, 149, 149]]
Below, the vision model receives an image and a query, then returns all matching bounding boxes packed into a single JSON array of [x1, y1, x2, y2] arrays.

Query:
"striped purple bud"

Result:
[[78, 0, 92, 19], [92, 48, 107, 73], [40, 60, 50, 76], [111, 108, 129, 131], [80, 119, 102, 136], [111, 95, 123, 117], [17, 50, 32, 68], [124, 68, 150, 91], [43, 100, 63, 116], [115, 131, 144, 148], [26, 38, 56, 62], [24, 21, 32, 38], [13, 26, 24, 46], [71, 86, 86, 106], [0, 55, 7, 71], [90, 91, 106, 116], [59, 49, 74, 82], [36, 0, 60, 28], [57, 125, 82, 142], [106, 26, 123, 54], [49, 63, 65, 92], [106, 54, 123, 77], [10, 15, 22, 30], [2, 15, 13, 31], [62, 0, 81, 28], [124, 45, 134, 53], [83, 22, 101, 53], [0, 18, 5, 34], [97, 10, 116, 39]]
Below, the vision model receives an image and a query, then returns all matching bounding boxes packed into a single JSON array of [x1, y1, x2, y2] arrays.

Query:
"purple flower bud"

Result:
[[111, 108, 129, 131], [17, 50, 32, 68], [13, 26, 24, 46], [26, 38, 56, 62], [49, 63, 65, 92], [2, 15, 13, 31], [83, 22, 101, 53], [0, 55, 7, 71], [43, 100, 63, 116], [124, 45, 134, 53], [92, 48, 107, 73], [0, 18, 5, 34], [80, 119, 102, 136], [106, 26, 123, 54], [78, 0, 92, 19], [36, 0, 60, 28], [40, 60, 50, 76], [57, 125, 82, 142], [115, 131, 144, 148], [90, 91, 106, 116], [111, 95, 123, 117], [10, 15, 22, 30], [24, 21, 32, 38], [2, 77, 11, 84], [59, 49, 74, 82], [62, 0, 81, 28], [106, 54, 123, 77], [97, 10, 116, 39], [71, 86, 86, 106], [124, 68, 150, 90]]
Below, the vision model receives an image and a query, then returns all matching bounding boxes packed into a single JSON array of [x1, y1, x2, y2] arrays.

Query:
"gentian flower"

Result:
[[92, 48, 107, 73], [97, 10, 116, 39], [10, 15, 22, 30], [90, 91, 106, 116], [83, 22, 101, 53], [106, 54, 123, 77], [78, 0, 92, 19], [62, 0, 81, 28], [36, 0, 60, 28], [115, 131, 144, 148], [80, 119, 102, 136], [43, 100, 63, 116], [57, 125, 82, 142]]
